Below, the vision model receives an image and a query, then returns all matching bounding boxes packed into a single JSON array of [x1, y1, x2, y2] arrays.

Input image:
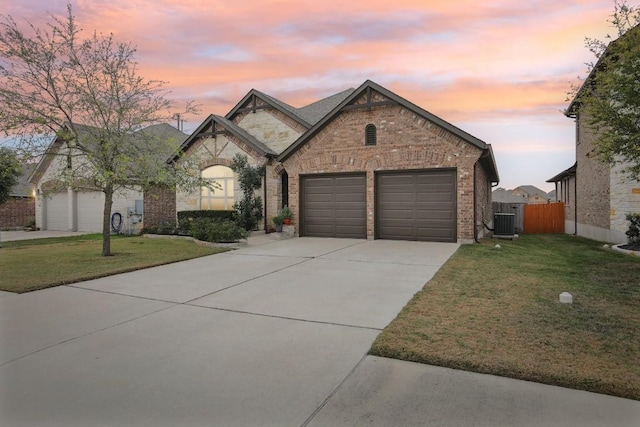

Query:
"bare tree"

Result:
[[0, 5, 200, 255]]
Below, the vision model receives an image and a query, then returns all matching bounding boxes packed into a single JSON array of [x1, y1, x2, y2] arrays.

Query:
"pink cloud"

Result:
[[1, 0, 630, 190]]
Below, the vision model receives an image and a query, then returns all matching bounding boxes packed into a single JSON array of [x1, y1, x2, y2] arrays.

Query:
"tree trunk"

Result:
[[102, 185, 114, 256]]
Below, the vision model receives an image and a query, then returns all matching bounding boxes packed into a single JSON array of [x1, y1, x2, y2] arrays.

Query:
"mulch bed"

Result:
[[619, 243, 640, 251]]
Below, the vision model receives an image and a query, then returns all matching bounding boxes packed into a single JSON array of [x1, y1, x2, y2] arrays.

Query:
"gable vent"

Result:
[[365, 124, 377, 146]]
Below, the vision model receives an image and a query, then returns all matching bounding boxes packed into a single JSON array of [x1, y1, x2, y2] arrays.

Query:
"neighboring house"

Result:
[[171, 80, 499, 243], [0, 164, 35, 229], [548, 28, 640, 243], [511, 185, 550, 204], [29, 123, 187, 233], [492, 187, 529, 204]]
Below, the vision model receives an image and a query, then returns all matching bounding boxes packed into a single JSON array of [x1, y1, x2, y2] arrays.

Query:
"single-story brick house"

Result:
[[548, 27, 640, 243], [0, 164, 35, 229], [29, 123, 187, 233], [168, 80, 499, 243]]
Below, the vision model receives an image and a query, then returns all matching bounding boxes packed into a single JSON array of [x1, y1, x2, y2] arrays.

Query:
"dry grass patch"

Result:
[[0, 234, 227, 293], [370, 234, 640, 400]]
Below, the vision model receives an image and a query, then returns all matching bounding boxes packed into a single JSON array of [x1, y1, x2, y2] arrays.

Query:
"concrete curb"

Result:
[[612, 244, 640, 257], [142, 233, 247, 249]]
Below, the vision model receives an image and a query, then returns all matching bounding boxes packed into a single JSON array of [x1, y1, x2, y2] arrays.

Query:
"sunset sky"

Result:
[[2, 0, 631, 192]]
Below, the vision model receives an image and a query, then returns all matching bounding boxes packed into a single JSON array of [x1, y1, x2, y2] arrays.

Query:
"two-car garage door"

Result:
[[300, 170, 456, 242]]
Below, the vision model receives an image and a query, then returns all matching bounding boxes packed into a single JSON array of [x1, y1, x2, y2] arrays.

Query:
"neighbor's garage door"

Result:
[[300, 174, 366, 238], [77, 192, 104, 232], [46, 193, 68, 230], [376, 169, 456, 242]]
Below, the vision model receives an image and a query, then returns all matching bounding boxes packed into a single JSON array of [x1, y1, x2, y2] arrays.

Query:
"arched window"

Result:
[[201, 165, 234, 210], [365, 124, 377, 146]]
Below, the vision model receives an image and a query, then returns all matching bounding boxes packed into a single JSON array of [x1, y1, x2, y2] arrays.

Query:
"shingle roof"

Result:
[[546, 163, 577, 182], [492, 188, 527, 204], [30, 123, 187, 184], [297, 88, 355, 125], [226, 88, 356, 129], [515, 185, 549, 199]]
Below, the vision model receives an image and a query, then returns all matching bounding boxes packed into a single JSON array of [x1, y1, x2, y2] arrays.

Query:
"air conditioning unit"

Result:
[[494, 213, 516, 239]]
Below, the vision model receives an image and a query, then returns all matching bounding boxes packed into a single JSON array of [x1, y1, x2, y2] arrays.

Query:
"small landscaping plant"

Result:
[[624, 213, 640, 250], [280, 205, 292, 225], [230, 154, 265, 231], [272, 214, 284, 232], [189, 218, 248, 243]]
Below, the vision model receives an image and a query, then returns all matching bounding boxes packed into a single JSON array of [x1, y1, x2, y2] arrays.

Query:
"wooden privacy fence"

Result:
[[523, 202, 565, 234]]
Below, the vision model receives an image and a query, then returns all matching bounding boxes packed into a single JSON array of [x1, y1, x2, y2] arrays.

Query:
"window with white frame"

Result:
[[201, 165, 234, 210]]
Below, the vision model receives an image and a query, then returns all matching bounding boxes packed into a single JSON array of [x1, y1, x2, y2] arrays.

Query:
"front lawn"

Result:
[[0, 234, 227, 293], [370, 234, 640, 400]]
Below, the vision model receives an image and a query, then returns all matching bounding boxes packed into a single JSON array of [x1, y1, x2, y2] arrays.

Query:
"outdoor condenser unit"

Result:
[[494, 213, 516, 238]]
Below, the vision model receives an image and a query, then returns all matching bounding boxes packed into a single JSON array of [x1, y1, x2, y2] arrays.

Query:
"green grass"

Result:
[[370, 234, 640, 400], [0, 234, 227, 293]]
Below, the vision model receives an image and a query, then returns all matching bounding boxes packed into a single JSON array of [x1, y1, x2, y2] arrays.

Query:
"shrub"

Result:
[[177, 210, 237, 235], [189, 218, 248, 243], [140, 221, 178, 235], [230, 154, 265, 231], [626, 213, 640, 245]]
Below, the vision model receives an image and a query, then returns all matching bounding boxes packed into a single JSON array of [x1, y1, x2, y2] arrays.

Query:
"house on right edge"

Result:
[[547, 26, 640, 244]]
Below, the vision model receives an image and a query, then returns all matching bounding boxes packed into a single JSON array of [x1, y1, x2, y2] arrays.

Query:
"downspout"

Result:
[[473, 162, 479, 243], [263, 164, 268, 232], [574, 171, 578, 236]]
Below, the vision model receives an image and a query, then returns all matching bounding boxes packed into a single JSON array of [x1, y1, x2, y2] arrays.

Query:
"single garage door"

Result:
[[376, 169, 456, 242], [45, 192, 69, 230], [77, 192, 104, 232], [300, 174, 366, 238]]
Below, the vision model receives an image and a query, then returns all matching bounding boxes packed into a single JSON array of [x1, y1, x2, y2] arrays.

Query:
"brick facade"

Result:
[[174, 81, 498, 242], [281, 97, 486, 241], [0, 197, 35, 229], [144, 184, 177, 228]]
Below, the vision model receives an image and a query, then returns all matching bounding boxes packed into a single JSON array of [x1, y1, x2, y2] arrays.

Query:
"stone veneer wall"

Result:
[[610, 163, 640, 243], [575, 112, 611, 233]]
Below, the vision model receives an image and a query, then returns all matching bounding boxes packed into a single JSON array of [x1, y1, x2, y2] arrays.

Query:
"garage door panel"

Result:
[[417, 174, 454, 185], [380, 192, 414, 203], [335, 193, 365, 203], [335, 209, 366, 220], [301, 174, 366, 239], [416, 192, 454, 203], [417, 209, 454, 220], [380, 174, 413, 185], [377, 170, 456, 242], [46, 193, 68, 230], [416, 226, 454, 240], [304, 208, 333, 218], [77, 192, 104, 232], [379, 209, 413, 220]]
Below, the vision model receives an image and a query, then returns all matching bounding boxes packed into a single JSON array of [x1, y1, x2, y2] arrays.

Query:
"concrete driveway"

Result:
[[1, 237, 638, 426]]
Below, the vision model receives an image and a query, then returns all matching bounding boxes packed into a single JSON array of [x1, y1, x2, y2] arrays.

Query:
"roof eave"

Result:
[[225, 89, 312, 129], [279, 79, 491, 163]]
